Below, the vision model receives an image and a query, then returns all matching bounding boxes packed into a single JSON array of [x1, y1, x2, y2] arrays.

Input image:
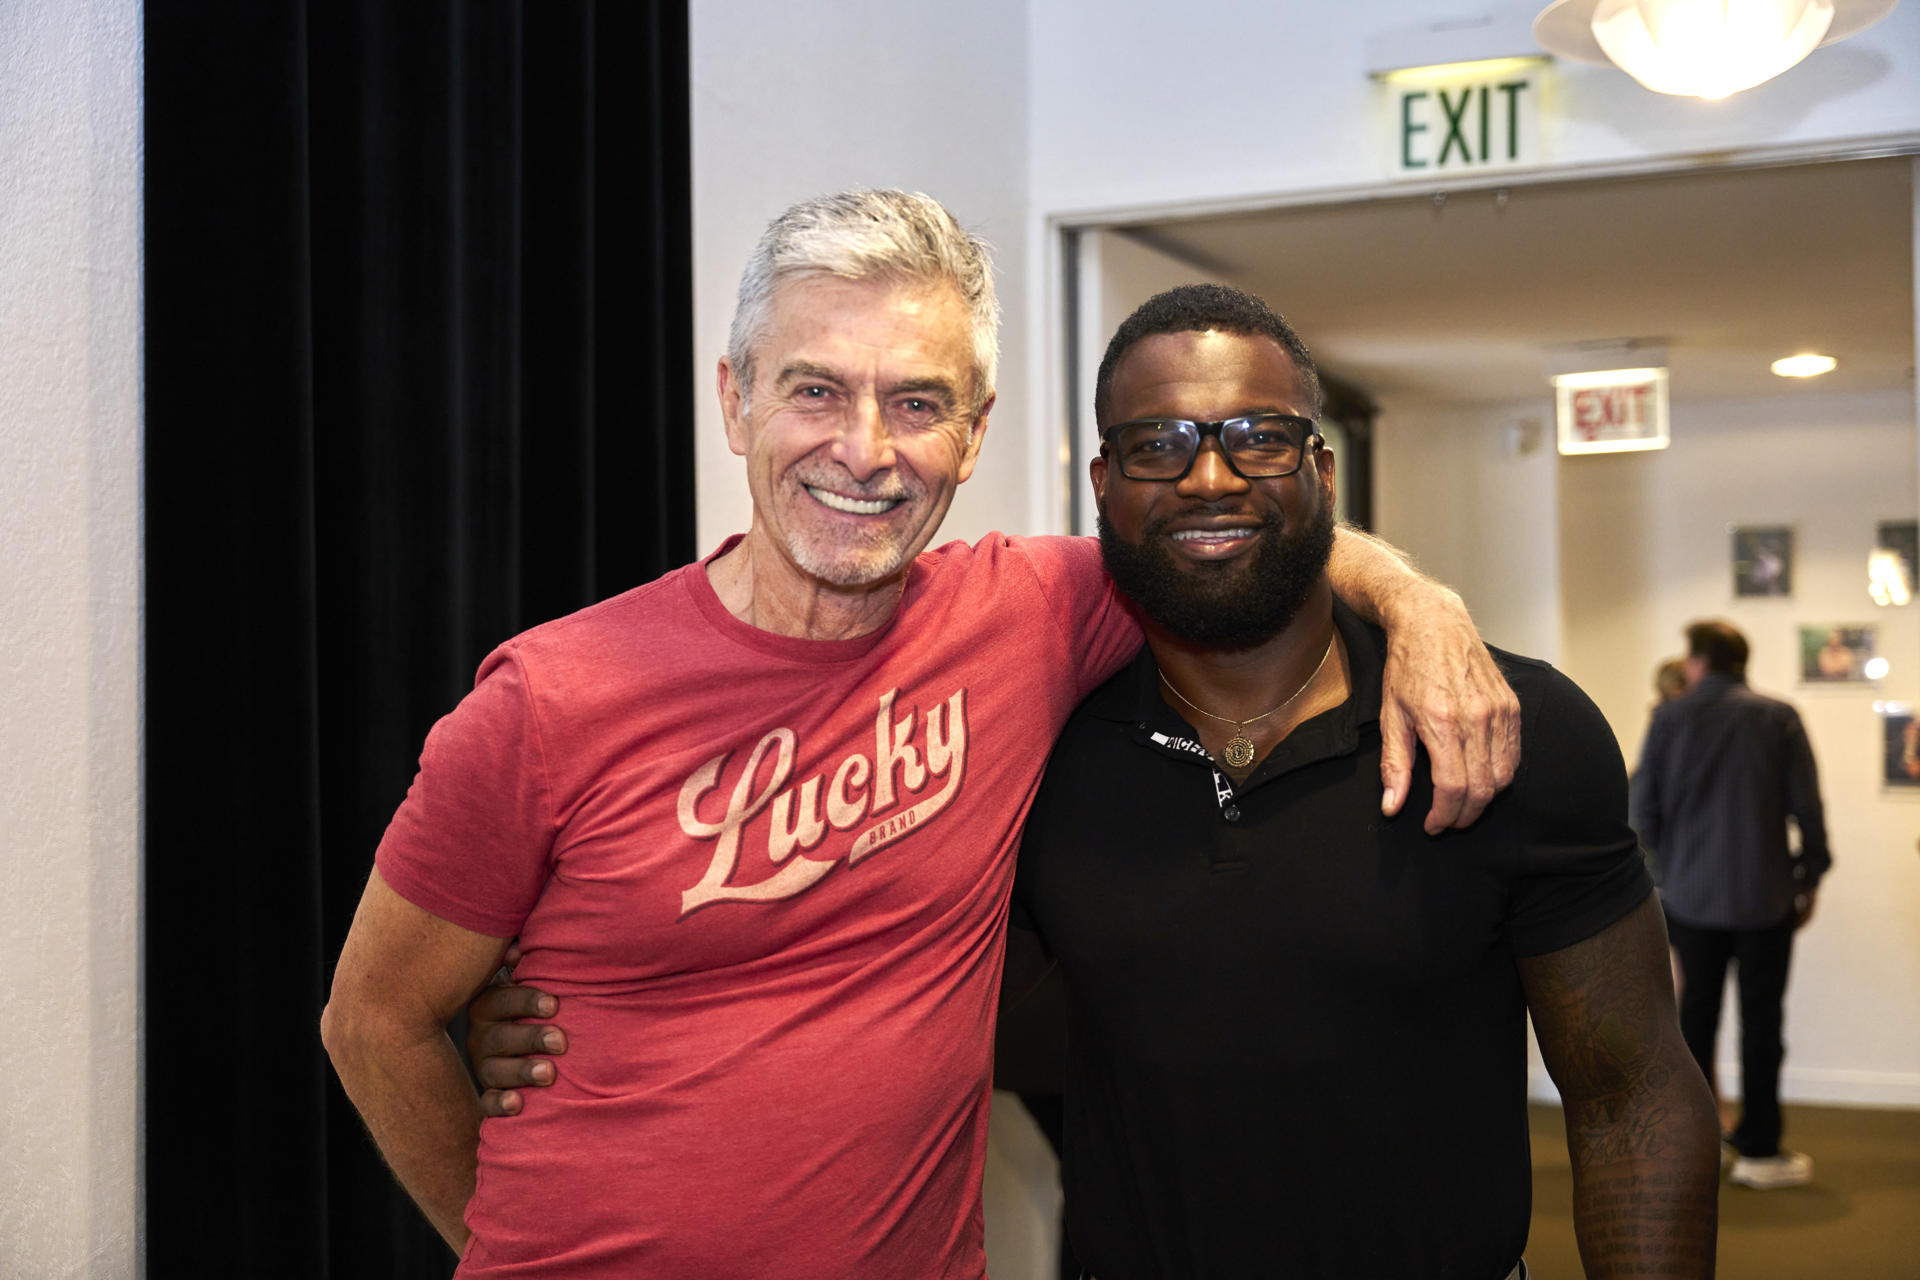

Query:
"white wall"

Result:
[[982, 1090, 1065, 1280], [689, 0, 1036, 553], [0, 0, 143, 1275], [1375, 398, 1562, 659], [1566, 389, 1920, 1104], [1381, 388, 1920, 1106]]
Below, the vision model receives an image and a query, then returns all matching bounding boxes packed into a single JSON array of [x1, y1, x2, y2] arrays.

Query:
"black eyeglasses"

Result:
[[1100, 413, 1321, 482]]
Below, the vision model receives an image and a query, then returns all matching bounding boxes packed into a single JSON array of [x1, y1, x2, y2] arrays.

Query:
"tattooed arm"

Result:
[[1519, 897, 1720, 1278]]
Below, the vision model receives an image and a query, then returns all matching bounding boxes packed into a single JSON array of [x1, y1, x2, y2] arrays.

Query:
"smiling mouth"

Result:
[[1168, 526, 1260, 546], [807, 485, 905, 516]]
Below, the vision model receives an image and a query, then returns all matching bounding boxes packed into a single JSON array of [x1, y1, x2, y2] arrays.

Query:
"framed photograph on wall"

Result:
[[1732, 525, 1793, 598], [1882, 705, 1920, 788], [1874, 520, 1917, 607], [1799, 626, 1877, 683]]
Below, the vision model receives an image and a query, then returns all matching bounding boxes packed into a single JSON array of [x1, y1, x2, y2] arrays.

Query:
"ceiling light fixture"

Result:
[[1533, 0, 1897, 100], [1772, 353, 1839, 377]]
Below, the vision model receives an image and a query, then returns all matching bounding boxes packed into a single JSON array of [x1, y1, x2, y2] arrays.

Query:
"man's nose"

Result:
[[1175, 438, 1249, 500], [832, 399, 896, 480]]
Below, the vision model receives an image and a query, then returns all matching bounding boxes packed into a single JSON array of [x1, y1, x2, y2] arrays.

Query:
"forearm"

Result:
[[1525, 899, 1720, 1276], [324, 1017, 484, 1253], [1325, 522, 1459, 627], [1564, 1059, 1721, 1278]]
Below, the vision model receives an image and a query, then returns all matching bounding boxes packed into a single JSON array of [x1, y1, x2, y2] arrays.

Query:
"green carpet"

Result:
[[1525, 1103, 1920, 1278]]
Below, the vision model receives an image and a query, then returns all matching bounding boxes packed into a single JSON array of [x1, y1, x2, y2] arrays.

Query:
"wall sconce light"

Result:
[[1869, 548, 1912, 606], [1533, 0, 1897, 99]]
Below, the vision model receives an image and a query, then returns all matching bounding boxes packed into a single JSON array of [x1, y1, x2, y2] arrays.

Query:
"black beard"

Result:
[[1098, 499, 1336, 650]]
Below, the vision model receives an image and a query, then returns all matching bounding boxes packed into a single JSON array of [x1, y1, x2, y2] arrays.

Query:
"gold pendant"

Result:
[[1222, 735, 1256, 769]]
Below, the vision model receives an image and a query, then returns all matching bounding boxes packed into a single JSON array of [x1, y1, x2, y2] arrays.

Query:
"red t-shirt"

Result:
[[377, 533, 1138, 1278]]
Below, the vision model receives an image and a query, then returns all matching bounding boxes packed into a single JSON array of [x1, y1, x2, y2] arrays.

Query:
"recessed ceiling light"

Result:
[[1772, 354, 1838, 378]]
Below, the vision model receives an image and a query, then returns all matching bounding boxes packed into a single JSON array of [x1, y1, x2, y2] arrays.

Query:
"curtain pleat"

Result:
[[144, 5, 691, 1274]]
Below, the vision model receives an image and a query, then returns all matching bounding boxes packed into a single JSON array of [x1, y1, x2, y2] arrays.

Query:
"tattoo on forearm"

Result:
[[1522, 902, 1720, 1277], [1571, 1167, 1718, 1277], [1569, 1093, 1673, 1166]]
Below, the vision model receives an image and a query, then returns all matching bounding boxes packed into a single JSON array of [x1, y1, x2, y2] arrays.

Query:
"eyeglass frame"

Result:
[[1098, 413, 1324, 482]]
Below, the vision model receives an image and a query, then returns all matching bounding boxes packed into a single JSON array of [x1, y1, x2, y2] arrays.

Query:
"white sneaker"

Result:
[[1729, 1149, 1813, 1189]]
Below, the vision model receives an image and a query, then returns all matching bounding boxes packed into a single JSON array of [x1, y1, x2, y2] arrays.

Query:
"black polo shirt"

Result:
[[1010, 601, 1651, 1280]]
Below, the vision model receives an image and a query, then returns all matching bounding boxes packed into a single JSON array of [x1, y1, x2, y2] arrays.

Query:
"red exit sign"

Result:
[[1554, 368, 1669, 455]]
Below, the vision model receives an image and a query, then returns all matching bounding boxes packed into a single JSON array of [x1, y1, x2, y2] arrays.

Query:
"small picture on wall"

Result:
[[1874, 520, 1917, 607], [1799, 626, 1877, 683], [1883, 705, 1920, 788], [1732, 525, 1793, 598]]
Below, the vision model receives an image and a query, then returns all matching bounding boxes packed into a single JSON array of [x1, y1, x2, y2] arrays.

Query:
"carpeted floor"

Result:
[[1524, 1102, 1920, 1278]]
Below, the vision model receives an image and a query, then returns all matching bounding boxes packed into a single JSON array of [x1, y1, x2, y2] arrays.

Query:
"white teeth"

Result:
[[808, 486, 900, 515], [1170, 528, 1254, 541]]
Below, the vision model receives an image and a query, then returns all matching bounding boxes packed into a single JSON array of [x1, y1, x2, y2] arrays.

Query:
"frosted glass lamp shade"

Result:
[[1534, 0, 1896, 99], [1592, 0, 1831, 97]]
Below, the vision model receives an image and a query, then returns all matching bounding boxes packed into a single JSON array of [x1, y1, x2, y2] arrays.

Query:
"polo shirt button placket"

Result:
[[1223, 805, 1241, 822]]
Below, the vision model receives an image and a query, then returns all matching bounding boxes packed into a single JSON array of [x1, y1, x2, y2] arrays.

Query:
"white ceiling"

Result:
[[1127, 157, 1916, 406]]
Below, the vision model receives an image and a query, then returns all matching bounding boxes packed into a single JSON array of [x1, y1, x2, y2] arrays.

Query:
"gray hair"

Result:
[[727, 190, 1000, 412]]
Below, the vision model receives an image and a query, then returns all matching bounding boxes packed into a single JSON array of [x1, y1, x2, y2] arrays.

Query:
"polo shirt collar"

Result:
[[1082, 596, 1386, 788]]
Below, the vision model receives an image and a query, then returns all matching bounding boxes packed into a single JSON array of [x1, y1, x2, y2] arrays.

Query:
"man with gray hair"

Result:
[[322, 189, 1519, 1278]]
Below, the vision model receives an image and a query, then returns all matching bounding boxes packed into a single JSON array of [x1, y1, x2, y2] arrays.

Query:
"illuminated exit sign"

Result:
[[1381, 58, 1545, 176], [1554, 367, 1670, 455]]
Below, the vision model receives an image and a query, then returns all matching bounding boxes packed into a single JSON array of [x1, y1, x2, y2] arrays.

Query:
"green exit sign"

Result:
[[1387, 63, 1544, 175]]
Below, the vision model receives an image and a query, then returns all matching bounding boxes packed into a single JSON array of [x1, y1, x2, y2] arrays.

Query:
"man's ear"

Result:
[[718, 358, 748, 457], [955, 392, 995, 485], [1315, 438, 1336, 510], [1090, 451, 1109, 510]]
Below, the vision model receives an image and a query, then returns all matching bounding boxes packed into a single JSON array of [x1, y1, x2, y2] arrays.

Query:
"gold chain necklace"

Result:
[[1158, 635, 1335, 770]]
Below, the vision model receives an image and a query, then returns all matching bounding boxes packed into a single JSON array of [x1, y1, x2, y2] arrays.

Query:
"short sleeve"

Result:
[[1501, 663, 1653, 957], [374, 646, 557, 937], [1013, 535, 1141, 698]]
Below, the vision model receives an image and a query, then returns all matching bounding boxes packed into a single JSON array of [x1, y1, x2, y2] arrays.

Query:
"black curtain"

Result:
[[143, 5, 692, 1275]]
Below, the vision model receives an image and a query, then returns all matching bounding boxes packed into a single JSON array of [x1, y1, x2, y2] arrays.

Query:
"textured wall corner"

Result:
[[0, 0, 143, 1276]]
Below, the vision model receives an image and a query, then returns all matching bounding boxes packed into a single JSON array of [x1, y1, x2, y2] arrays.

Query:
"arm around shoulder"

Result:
[[321, 867, 513, 1253]]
